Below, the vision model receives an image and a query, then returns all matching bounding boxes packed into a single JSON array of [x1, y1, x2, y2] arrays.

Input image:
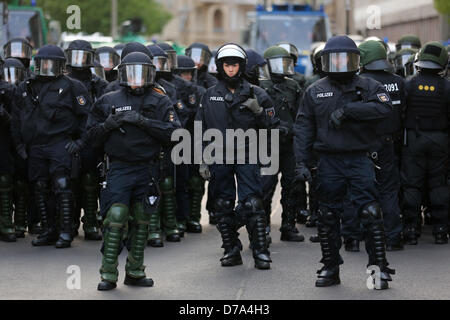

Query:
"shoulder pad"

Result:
[[153, 86, 166, 95]]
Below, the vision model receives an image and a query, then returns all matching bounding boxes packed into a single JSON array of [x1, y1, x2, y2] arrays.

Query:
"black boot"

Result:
[[124, 275, 154, 287], [404, 226, 418, 245], [296, 209, 309, 225], [248, 213, 271, 270], [344, 238, 360, 252], [14, 180, 29, 238], [55, 192, 74, 248], [0, 175, 16, 242], [315, 210, 341, 287], [97, 280, 117, 291], [32, 182, 58, 246], [280, 200, 305, 242], [315, 266, 340, 287], [217, 218, 242, 267], [434, 226, 449, 244], [363, 205, 395, 290]]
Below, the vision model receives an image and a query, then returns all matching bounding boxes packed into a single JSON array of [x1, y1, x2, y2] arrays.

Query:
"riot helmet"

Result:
[[277, 42, 299, 65], [321, 36, 360, 76], [358, 40, 392, 71], [396, 34, 421, 52], [185, 43, 212, 70], [65, 40, 94, 68], [118, 52, 156, 89], [174, 55, 197, 83], [264, 46, 295, 77], [34, 44, 66, 77], [215, 43, 247, 89], [91, 60, 106, 80], [3, 58, 26, 84], [157, 42, 178, 71], [415, 41, 448, 70]]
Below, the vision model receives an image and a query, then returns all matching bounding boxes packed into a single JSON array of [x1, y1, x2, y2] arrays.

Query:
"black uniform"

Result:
[[197, 68, 218, 89], [401, 70, 450, 240], [0, 81, 17, 241], [196, 78, 279, 266], [67, 69, 109, 240], [294, 74, 394, 277], [12, 74, 90, 247], [359, 70, 405, 247]]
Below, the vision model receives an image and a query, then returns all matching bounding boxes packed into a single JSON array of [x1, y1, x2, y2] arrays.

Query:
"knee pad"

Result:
[[243, 196, 264, 215], [214, 198, 234, 218], [359, 202, 383, 224], [105, 203, 129, 228], [188, 175, 204, 191], [159, 177, 174, 194], [0, 174, 13, 190], [53, 174, 71, 194], [317, 207, 338, 226], [82, 172, 98, 190], [35, 180, 50, 193]]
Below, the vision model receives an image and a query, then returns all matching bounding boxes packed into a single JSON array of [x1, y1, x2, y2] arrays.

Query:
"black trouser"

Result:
[[401, 130, 449, 233]]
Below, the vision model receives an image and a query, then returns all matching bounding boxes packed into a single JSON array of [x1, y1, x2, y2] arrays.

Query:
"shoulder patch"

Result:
[[265, 107, 275, 118], [377, 93, 390, 102], [188, 94, 196, 105], [153, 87, 166, 95], [77, 96, 86, 106], [169, 111, 175, 122], [176, 101, 184, 109]]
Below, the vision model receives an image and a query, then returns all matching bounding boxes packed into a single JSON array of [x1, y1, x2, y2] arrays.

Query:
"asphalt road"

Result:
[[1, 186, 450, 300]]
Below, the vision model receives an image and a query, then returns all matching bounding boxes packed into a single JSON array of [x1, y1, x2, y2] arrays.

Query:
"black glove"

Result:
[[294, 162, 312, 182], [103, 113, 124, 132], [65, 139, 85, 155], [277, 124, 290, 137], [121, 110, 146, 127], [329, 108, 346, 129], [16, 144, 27, 160], [241, 98, 263, 115]]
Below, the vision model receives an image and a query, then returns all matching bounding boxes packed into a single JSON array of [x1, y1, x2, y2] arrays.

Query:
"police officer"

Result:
[[208, 50, 219, 79], [0, 56, 17, 242], [358, 40, 405, 251], [113, 43, 125, 58], [305, 43, 326, 89], [91, 60, 106, 81], [157, 42, 178, 73], [277, 42, 306, 91], [95, 46, 120, 82], [87, 52, 181, 290], [66, 40, 108, 241], [396, 34, 421, 52], [3, 38, 33, 75], [146, 44, 181, 244], [395, 48, 418, 78], [244, 49, 269, 86], [185, 43, 218, 89], [294, 36, 395, 288], [171, 54, 207, 234], [4, 38, 39, 235], [401, 41, 450, 245], [260, 46, 304, 242], [105, 42, 154, 94], [196, 43, 279, 270], [12, 44, 91, 248], [3, 58, 28, 238]]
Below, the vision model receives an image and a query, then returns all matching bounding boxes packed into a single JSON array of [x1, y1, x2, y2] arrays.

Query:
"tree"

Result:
[[434, 0, 450, 15], [10, 0, 172, 36]]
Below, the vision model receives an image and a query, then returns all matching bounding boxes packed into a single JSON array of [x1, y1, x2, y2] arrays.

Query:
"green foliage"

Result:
[[12, 0, 171, 36], [434, 0, 450, 15]]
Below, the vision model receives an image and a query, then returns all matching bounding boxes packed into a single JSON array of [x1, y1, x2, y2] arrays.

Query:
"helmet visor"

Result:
[[166, 51, 178, 70], [5, 42, 32, 59], [208, 57, 218, 74], [396, 43, 420, 52], [188, 48, 211, 68], [97, 52, 120, 70], [395, 54, 413, 69], [35, 59, 65, 77], [66, 50, 94, 68], [3, 66, 26, 84], [91, 66, 106, 80], [119, 64, 155, 87], [258, 64, 271, 80], [152, 56, 170, 72], [321, 52, 360, 73], [268, 57, 295, 75]]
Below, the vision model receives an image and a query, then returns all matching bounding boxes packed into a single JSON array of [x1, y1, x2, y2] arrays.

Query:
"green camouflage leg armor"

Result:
[[187, 175, 204, 231], [14, 180, 28, 234], [0, 174, 15, 240], [160, 177, 179, 236], [81, 172, 101, 239], [126, 202, 150, 279], [148, 204, 163, 243], [100, 204, 129, 283]]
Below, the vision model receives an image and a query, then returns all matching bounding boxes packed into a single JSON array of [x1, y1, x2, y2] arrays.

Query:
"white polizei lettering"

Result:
[[316, 92, 334, 98], [210, 96, 224, 102]]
